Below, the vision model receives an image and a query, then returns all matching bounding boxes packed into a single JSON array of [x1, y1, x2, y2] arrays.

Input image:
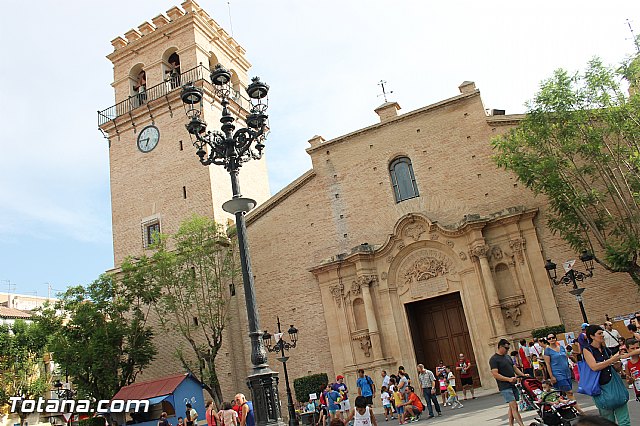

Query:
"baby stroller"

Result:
[[517, 378, 580, 426]]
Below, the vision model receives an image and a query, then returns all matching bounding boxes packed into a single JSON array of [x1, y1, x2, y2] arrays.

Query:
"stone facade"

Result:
[[243, 83, 640, 395], [100, 0, 640, 411]]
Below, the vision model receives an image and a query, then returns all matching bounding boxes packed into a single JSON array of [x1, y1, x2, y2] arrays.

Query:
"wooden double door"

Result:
[[406, 292, 480, 387]]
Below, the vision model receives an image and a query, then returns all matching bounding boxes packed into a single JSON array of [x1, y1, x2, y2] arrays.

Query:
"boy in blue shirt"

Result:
[[356, 368, 376, 407], [324, 384, 341, 421]]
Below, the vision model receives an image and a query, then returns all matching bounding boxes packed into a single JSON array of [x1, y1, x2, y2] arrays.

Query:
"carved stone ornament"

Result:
[[491, 246, 504, 261], [350, 330, 372, 357], [387, 255, 394, 263], [446, 240, 455, 248], [402, 250, 455, 287], [501, 295, 526, 327], [404, 224, 425, 241], [470, 244, 490, 259], [381, 272, 388, 281], [430, 233, 439, 241], [504, 307, 522, 326], [351, 275, 378, 295], [509, 238, 526, 264], [398, 242, 406, 250], [500, 295, 526, 309], [459, 252, 468, 261], [329, 283, 344, 307], [360, 335, 372, 357]]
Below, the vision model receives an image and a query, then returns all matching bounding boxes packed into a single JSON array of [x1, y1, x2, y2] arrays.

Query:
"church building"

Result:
[[98, 0, 640, 408]]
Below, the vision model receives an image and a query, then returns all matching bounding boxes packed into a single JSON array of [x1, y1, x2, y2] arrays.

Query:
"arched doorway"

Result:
[[406, 292, 481, 387]]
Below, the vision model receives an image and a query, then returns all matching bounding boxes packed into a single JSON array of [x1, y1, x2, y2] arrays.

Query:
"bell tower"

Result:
[[98, 0, 270, 266]]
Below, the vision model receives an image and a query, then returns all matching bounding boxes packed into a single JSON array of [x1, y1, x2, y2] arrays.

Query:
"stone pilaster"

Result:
[[354, 275, 383, 361], [471, 243, 507, 337]]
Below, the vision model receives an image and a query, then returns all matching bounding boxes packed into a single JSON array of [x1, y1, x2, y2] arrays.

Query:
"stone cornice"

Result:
[[106, 6, 251, 72], [107, 12, 195, 62], [486, 113, 526, 127], [306, 90, 481, 154], [99, 79, 249, 137], [309, 207, 539, 273]]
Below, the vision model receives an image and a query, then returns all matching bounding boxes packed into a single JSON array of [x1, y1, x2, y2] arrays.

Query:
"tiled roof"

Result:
[[0, 306, 32, 319], [112, 373, 191, 400]]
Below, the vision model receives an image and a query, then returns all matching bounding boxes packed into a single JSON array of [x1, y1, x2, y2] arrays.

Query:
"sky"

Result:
[[1, 1, 639, 297]]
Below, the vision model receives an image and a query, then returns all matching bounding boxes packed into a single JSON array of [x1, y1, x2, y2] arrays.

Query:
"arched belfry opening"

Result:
[[208, 52, 219, 72], [129, 63, 146, 107], [229, 69, 242, 99], [162, 49, 181, 90]]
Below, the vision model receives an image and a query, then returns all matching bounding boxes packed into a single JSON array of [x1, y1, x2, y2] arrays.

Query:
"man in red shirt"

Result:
[[398, 386, 423, 422], [456, 353, 476, 400], [518, 339, 533, 377]]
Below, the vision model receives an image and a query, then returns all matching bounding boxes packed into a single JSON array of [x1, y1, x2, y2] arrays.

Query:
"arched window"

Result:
[[208, 52, 219, 72], [229, 69, 242, 100], [389, 157, 419, 202], [129, 64, 147, 108], [165, 52, 181, 89]]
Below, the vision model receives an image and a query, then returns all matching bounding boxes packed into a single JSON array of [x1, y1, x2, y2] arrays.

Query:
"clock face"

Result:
[[137, 125, 160, 153]]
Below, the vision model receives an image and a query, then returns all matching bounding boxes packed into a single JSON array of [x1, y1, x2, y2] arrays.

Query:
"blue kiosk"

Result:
[[111, 373, 206, 426]]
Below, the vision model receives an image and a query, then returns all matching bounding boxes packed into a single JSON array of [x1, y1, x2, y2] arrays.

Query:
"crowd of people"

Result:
[[161, 394, 256, 426], [308, 357, 476, 425], [157, 321, 640, 426], [490, 320, 640, 426], [201, 394, 255, 426]]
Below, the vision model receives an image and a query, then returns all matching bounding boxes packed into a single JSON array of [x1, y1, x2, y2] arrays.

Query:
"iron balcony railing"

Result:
[[97, 64, 250, 127]]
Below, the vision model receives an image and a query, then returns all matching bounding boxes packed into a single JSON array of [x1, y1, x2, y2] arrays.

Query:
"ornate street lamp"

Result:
[[180, 65, 281, 425], [544, 251, 595, 324], [52, 379, 76, 400], [263, 318, 298, 426]]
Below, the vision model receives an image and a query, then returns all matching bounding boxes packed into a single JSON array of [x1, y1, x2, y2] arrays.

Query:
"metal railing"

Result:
[[97, 65, 251, 127]]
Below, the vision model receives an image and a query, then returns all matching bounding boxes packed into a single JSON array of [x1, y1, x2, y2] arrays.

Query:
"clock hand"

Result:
[[141, 138, 149, 148]]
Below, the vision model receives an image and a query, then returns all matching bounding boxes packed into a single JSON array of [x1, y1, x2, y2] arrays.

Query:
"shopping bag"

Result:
[[594, 370, 629, 410], [577, 360, 601, 396]]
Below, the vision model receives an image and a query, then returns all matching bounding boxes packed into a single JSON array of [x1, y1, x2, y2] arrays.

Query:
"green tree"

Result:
[[123, 215, 238, 406], [0, 320, 49, 426], [492, 56, 640, 284], [43, 273, 157, 402]]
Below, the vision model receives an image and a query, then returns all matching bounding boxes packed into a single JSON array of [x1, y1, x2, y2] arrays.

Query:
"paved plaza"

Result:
[[369, 388, 640, 425]]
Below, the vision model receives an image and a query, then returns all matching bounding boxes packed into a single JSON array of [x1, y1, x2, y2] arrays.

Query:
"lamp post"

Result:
[[263, 319, 299, 426], [52, 379, 76, 400], [544, 251, 595, 324], [180, 65, 282, 425]]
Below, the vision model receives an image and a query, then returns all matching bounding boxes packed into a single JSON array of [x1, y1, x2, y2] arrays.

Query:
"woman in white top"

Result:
[[344, 396, 378, 426]]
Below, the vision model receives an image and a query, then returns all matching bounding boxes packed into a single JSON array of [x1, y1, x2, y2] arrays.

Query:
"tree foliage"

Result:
[[40, 274, 157, 402], [530, 324, 566, 339], [492, 56, 640, 284], [0, 319, 49, 425], [293, 373, 329, 403], [122, 214, 238, 406]]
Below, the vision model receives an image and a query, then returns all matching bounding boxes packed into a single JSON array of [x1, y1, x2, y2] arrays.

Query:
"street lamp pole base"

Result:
[[247, 370, 286, 426]]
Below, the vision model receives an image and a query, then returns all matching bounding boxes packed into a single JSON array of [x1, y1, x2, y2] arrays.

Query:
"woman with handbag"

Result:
[[544, 333, 585, 415], [582, 324, 635, 425]]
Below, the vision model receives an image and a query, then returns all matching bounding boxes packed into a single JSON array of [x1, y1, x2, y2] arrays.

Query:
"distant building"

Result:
[[0, 291, 57, 312], [0, 305, 32, 326]]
